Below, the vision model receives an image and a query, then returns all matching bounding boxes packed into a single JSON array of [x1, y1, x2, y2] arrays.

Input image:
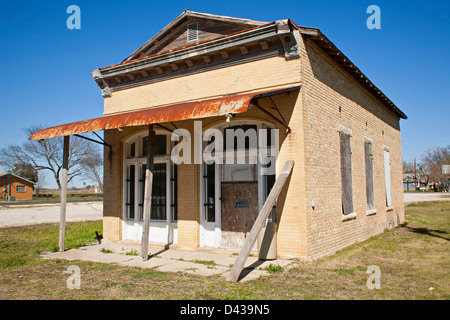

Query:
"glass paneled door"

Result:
[[138, 163, 167, 222], [123, 132, 177, 244], [200, 163, 220, 247], [199, 121, 277, 249]]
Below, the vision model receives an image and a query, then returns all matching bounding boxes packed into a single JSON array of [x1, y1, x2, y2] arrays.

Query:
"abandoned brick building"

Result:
[[30, 10, 407, 262]]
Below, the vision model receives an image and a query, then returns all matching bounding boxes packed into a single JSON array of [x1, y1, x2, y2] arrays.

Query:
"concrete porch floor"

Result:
[[41, 241, 295, 282]]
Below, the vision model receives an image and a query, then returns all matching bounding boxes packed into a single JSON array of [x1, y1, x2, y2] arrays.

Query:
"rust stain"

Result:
[[29, 86, 298, 141]]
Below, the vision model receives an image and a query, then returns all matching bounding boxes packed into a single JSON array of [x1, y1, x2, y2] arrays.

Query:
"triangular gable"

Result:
[[124, 10, 268, 61]]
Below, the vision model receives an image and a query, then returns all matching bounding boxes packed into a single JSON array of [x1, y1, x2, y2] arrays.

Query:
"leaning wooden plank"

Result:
[[141, 125, 155, 260], [226, 160, 294, 282], [59, 136, 70, 252]]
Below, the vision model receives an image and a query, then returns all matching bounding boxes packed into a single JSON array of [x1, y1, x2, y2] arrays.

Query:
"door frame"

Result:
[[122, 131, 177, 244], [199, 162, 222, 248], [199, 119, 277, 248]]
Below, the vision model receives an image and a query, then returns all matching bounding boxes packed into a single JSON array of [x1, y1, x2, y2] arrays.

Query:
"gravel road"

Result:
[[0, 193, 448, 228], [403, 192, 449, 204], [0, 202, 102, 227]]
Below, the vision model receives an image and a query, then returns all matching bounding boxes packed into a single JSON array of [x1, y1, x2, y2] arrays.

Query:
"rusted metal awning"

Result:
[[29, 86, 299, 141]]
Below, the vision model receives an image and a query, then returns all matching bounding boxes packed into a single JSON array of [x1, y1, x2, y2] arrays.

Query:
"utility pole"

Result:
[[414, 158, 417, 190]]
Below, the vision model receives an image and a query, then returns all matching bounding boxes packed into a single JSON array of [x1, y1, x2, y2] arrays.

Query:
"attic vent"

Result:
[[187, 22, 198, 42]]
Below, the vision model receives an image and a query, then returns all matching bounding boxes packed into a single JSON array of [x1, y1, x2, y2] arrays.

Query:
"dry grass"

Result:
[[0, 201, 448, 300]]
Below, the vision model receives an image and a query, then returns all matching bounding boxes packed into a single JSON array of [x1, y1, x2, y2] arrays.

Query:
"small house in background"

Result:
[[0, 172, 35, 201], [403, 173, 417, 191]]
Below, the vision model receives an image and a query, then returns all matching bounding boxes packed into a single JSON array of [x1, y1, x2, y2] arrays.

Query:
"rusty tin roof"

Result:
[[29, 86, 299, 141]]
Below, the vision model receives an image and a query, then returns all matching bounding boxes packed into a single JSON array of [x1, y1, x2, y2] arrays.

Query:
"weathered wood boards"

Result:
[[141, 125, 155, 260], [221, 181, 259, 248], [365, 142, 375, 210], [340, 132, 353, 215], [226, 160, 294, 282], [59, 136, 70, 252]]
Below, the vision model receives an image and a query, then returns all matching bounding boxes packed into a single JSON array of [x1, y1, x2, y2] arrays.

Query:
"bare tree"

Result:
[[80, 150, 103, 191], [34, 171, 48, 196], [0, 125, 99, 193], [10, 163, 38, 182], [403, 161, 414, 174], [420, 145, 450, 183]]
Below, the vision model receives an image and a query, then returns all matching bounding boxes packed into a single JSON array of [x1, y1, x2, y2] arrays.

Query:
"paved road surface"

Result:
[[0, 202, 102, 228], [0, 199, 103, 206], [404, 192, 449, 204], [1, 193, 448, 228]]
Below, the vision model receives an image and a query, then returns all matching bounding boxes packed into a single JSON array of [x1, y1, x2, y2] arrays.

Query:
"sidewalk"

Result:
[[42, 242, 294, 282]]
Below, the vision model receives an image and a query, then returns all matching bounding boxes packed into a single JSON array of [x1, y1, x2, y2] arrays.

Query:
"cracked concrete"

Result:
[[41, 242, 294, 282]]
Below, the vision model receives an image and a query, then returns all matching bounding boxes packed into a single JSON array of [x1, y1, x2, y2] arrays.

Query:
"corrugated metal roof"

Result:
[[29, 86, 299, 141]]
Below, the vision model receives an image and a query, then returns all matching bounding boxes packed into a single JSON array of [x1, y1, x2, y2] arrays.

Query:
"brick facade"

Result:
[[300, 37, 405, 260], [100, 18, 405, 261], [0, 174, 34, 201]]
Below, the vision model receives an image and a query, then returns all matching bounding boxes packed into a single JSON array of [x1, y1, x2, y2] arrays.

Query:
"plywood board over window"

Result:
[[365, 142, 375, 211], [339, 131, 353, 216]]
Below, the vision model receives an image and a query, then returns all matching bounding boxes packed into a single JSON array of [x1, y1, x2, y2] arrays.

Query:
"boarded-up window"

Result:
[[340, 132, 353, 215], [365, 142, 375, 210], [384, 149, 392, 207]]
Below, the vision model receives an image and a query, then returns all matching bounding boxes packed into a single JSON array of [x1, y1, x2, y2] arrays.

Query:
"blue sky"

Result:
[[0, 0, 449, 187]]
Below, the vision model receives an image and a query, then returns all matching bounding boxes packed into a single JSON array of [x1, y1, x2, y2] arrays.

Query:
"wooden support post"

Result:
[[226, 160, 294, 282], [59, 136, 70, 252], [141, 125, 155, 260]]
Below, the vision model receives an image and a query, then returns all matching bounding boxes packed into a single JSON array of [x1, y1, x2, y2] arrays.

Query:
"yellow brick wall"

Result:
[[254, 92, 307, 258], [101, 91, 308, 257], [102, 128, 122, 242], [103, 56, 301, 115], [299, 37, 405, 260], [101, 38, 405, 261], [173, 120, 201, 249], [101, 54, 304, 254]]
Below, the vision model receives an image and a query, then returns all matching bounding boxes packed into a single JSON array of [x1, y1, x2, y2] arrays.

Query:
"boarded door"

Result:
[[221, 182, 259, 248]]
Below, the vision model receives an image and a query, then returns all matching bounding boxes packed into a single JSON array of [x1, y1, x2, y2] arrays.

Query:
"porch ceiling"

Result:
[[29, 86, 300, 141]]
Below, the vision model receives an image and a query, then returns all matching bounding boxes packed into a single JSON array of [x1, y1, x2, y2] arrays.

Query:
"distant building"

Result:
[[0, 173, 35, 200]]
